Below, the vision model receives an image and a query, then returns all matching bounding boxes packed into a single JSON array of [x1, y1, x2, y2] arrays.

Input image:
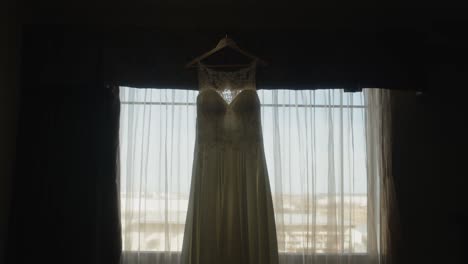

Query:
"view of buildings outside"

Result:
[[121, 193, 367, 253]]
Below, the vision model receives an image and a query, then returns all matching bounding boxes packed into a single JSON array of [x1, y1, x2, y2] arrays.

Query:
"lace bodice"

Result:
[[196, 62, 262, 148], [198, 61, 257, 103]]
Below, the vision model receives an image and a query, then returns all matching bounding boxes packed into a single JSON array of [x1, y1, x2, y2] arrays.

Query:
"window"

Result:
[[120, 87, 370, 255]]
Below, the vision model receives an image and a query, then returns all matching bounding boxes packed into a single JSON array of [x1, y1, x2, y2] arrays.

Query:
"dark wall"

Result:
[[0, 0, 20, 262], [18, 2, 468, 91], [21, 27, 420, 90]]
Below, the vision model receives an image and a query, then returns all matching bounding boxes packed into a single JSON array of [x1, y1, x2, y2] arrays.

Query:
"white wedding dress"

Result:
[[181, 62, 279, 264]]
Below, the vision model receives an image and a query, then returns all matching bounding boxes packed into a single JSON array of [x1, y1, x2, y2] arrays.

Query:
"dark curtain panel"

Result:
[[6, 31, 122, 263], [7, 84, 121, 264]]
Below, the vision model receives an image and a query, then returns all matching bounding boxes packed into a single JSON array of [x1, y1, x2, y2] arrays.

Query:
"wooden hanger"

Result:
[[185, 35, 267, 68]]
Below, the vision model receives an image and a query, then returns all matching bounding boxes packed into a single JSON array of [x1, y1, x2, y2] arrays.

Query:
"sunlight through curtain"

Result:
[[119, 87, 392, 264]]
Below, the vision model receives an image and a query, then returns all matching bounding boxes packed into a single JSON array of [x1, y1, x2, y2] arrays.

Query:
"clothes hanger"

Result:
[[185, 35, 268, 68]]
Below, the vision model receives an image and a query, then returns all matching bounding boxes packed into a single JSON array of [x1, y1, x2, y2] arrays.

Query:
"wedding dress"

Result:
[[181, 61, 279, 264]]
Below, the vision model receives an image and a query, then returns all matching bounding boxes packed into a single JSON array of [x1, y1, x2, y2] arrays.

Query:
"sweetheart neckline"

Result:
[[198, 88, 257, 108]]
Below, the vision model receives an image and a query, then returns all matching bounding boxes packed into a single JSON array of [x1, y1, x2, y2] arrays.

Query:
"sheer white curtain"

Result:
[[119, 87, 392, 264], [261, 89, 392, 264], [119, 88, 197, 264]]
